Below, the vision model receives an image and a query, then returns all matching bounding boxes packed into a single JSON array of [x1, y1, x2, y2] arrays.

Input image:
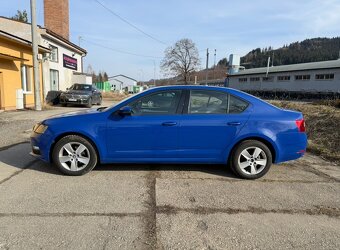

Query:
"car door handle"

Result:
[[227, 122, 241, 126], [162, 122, 177, 126]]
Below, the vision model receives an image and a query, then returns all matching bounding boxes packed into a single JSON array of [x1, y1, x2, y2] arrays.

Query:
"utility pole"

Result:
[[213, 49, 216, 80], [30, 0, 42, 111], [153, 60, 156, 86], [205, 48, 209, 84]]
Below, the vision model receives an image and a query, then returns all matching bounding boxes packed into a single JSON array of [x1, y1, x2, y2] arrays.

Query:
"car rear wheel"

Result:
[[52, 135, 98, 176], [230, 140, 272, 179]]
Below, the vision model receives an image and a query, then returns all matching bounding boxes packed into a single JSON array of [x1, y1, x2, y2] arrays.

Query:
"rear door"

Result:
[[178, 89, 251, 162], [106, 89, 184, 160]]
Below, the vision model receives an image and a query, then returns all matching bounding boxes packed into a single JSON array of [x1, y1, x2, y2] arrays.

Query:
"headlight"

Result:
[[33, 123, 48, 134]]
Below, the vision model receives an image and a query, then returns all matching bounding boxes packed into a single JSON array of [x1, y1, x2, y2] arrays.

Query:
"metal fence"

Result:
[[93, 82, 111, 92]]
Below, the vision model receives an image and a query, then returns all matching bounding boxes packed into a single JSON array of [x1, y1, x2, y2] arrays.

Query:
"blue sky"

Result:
[[1, 0, 340, 80]]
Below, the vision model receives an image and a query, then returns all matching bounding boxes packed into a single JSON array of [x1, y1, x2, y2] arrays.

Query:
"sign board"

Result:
[[63, 54, 77, 70]]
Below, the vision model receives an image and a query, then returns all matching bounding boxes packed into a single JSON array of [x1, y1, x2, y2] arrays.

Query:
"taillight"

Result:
[[296, 119, 306, 132]]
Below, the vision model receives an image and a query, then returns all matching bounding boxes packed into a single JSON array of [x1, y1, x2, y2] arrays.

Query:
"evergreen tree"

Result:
[[11, 10, 28, 23]]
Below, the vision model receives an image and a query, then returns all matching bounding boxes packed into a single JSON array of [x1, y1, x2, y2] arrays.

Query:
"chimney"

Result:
[[44, 0, 69, 40]]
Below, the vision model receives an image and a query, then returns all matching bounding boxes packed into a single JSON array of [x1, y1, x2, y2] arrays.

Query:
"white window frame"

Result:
[[49, 45, 58, 62], [21, 65, 33, 94]]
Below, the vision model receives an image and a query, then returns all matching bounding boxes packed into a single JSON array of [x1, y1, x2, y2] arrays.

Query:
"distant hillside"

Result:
[[218, 37, 340, 68]]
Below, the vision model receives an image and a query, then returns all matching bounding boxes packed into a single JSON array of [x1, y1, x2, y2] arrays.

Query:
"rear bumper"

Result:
[[275, 132, 307, 163]]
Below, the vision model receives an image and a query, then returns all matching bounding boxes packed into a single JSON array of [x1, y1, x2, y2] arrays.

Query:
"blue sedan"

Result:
[[31, 86, 307, 179]]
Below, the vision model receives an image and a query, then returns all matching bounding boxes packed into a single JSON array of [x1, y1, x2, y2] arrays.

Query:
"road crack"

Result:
[[156, 205, 340, 218]]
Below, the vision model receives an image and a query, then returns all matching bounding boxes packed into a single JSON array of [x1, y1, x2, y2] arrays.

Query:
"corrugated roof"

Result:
[[230, 59, 340, 76]]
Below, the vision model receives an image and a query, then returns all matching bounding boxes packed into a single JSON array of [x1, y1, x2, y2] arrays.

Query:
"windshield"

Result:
[[70, 84, 92, 91]]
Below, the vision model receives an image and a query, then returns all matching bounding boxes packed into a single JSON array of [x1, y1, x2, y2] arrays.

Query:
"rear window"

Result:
[[228, 95, 249, 113]]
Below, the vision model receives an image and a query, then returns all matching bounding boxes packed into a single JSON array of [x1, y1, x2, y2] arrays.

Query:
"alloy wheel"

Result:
[[237, 146, 267, 175], [58, 142, 90, 171]]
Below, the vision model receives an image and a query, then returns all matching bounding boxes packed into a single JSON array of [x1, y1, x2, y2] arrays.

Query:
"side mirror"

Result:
[[118, 106, 132, 116]]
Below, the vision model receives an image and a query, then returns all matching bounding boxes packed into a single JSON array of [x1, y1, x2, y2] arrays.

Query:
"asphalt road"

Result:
[[0, 101, 339, 249]]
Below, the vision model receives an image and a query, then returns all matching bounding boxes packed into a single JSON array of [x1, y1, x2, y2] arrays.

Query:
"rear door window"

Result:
[[188, 90, 248, 114]]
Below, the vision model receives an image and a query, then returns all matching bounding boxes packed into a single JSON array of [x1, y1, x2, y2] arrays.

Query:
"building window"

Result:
[[277, 76, 291, 81], [238, 78, 248, 82], [262, 76, 273, 81], [315, 74, 334, 80], [21, 65, 32, 93], [49, 45, 58, 62], [295, 75, 310, 80], [250, 77, 260, 82]]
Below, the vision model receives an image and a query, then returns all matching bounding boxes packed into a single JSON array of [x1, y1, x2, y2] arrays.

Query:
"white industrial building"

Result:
[[227, 56, 340, 93], [108, 74, 138, 92]]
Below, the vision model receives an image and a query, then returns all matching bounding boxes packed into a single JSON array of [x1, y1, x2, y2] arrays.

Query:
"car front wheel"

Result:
[[52, 135, 98, 176], [86, 98, 92, 108], [230, 140, 272, 179]]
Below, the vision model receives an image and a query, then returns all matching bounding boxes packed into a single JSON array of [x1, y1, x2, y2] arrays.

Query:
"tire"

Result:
[[97, 97, 102, 105], [86, 98, 92, 108], [230, 140, 272, 179], [52, 135, 98, 176]]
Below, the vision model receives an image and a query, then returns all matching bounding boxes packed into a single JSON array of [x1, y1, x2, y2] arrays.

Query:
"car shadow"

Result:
[[0, 143, 238, 179], [95, 163, 238, 179]]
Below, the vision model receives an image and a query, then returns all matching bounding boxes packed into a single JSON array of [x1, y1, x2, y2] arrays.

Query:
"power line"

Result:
[[94, 0, 167, 45], [81, 38, 162, 59]]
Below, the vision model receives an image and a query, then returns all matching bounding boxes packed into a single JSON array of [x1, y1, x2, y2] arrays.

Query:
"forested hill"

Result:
[[218, 37, 340, 69]]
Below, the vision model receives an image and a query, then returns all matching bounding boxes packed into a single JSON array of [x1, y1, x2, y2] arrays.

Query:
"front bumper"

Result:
[[59, 96, 90, 105], [30, 131, 54, 162]]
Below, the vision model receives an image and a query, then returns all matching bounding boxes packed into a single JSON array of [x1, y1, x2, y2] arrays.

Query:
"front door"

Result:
[[50, 69, 59, 91], [106, 90, 183, 161], [178, 89, 251, 162]]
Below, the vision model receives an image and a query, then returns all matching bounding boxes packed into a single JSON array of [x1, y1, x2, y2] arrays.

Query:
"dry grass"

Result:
[[312, 99, 340, 109], [270, 100, 340, 165], [101, 91, 131, 101]]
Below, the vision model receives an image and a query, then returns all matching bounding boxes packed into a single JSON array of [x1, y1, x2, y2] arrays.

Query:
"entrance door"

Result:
[[0, 72, 3, 109], [50, 69, 59, 90]]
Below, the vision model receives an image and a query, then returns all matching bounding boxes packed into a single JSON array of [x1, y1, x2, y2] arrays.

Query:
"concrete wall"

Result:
[[229, 68, 340, 93], [72, 74, 92, 84]]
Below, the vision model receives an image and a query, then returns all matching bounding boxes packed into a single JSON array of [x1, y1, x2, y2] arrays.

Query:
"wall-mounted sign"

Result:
[[63, 54, 77, 70]]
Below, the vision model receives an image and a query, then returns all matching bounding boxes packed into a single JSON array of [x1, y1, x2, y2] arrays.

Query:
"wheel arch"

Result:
[[49, 132, 101, 164], [227, 136, 277, 164]]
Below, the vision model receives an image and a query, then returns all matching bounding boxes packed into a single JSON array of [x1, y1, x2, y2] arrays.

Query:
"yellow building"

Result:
[[0, 30, 49, 110]]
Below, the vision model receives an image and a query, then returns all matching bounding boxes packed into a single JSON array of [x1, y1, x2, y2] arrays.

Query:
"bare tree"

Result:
[[161, 38, 200, 84]]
